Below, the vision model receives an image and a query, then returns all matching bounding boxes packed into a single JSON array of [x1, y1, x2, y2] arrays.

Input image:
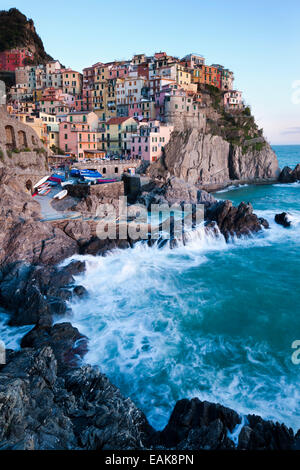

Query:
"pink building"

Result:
[[224, 90, 243, 109], [59, 120, 97, 159], [131, 120, 174, 162]]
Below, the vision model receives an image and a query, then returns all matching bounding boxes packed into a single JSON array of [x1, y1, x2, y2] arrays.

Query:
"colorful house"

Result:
[[131, 120, 174, 162], [224, 90, 243, 109], [59, 120, 97, 159], [0, 48, 33, 72], [104, 116, 137, 156]]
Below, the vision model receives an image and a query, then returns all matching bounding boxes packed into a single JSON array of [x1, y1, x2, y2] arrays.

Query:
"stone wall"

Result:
[[0, 105, 49, 192], [76, 160, 140, 177], [0, 105, 48, 173], [65, 181, 124, 199]]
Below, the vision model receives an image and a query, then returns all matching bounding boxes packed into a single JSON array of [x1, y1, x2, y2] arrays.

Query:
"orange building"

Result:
[[192, 65, 221, 89]]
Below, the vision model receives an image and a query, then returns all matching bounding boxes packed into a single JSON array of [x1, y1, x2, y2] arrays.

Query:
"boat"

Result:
[[96, 178, 118, 184], [80, 169, 103, 178], [49, 174, 66, 183], [70, 168, 80, 177], [61, 181, 70, 187], [41, 188, 51, 196], [33, 175, 50, 189], [53, 189, 68, 200], [37, 183, 51, 193]]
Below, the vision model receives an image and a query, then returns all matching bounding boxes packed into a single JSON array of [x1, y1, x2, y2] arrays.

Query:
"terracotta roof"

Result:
[[106, 116, 131, 125]]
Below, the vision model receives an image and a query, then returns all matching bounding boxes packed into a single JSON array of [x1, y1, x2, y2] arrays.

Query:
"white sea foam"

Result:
[[0, 311, 33, 351], [215, 184, 249, 194], [227, 415, 248, 447], [55, 216, 300, 431], [274, 181, 300, 188]]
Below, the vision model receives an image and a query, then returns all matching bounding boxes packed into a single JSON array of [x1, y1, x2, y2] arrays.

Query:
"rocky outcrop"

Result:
[[0, 260, 85, 326], [205, 200, 269, 241], [155, 398, 297, 450], [278, 164, 300, 183], [0, 346, 151, 450], [139, 176, 216, 209], [0, 348, 298, 450], [275, 212, 291, 228], [148, 129, 279, 189]]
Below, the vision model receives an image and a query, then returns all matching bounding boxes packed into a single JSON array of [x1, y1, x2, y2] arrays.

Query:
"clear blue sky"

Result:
[[2, 0, 300, 144]]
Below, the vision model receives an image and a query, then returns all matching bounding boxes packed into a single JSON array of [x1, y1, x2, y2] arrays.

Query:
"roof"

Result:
[[106, 116, 132, 125]]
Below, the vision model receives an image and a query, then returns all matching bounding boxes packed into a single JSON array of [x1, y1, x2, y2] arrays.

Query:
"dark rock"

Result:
[[278, 163, 300, 183], [20, 323, 88, 373], [275, 212, 291, 228], [157, 398, 240, 449], [81, 237, 131, 256], [0, 347, 76, 450], [278, 166, 297, 183], [292, 163, 300, 181], [0, 261, 85, 327], [238, 414, 295, 450], [205, 200, 269, 241], [73, 285, 88, 298]]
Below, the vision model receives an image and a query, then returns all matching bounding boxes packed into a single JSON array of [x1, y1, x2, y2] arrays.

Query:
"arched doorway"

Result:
[[18, 130, 27, 148], [5, 125, 16, 150]]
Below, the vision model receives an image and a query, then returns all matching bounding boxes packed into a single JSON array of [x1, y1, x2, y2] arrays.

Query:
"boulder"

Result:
[[275, 212, 291, 228], [237, 414, 295, 450], [278, 166, 297, 183], [205, 200, 269, 241], [138, 177, 216, 209], [157, 398, 240, 449], [20, 323, 88, 373]]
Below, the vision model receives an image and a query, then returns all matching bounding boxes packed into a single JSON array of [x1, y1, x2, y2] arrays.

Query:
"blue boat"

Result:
[[80, 169, 103, 181], [70, 168, 80, 177]]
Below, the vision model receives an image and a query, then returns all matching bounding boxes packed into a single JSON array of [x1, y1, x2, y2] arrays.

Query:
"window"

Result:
[[64, 134, 68, 139]]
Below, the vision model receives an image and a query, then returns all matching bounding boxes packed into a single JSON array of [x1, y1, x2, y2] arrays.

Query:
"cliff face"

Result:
[[0, 8, 52, 64], [149, 86, 280, 189], [149, 129, 279, 188]]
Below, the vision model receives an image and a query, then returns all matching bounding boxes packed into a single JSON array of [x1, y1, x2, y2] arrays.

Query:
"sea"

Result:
[[1, 145, 300, 431]]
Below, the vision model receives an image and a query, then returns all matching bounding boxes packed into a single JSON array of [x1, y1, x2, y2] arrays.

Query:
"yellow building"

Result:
[[176, 64, 192, 88], [15, 113, 47, 147], [101, 116, 137, 156], [62, 69, 82, 95], [93, 64, 109, 117]]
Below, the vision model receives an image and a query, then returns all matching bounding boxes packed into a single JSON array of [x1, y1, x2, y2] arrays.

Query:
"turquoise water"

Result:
[[58, 145, 299, 431]]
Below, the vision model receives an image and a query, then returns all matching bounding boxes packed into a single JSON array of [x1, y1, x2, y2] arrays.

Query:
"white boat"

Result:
[[33, 175, 50, 189], [60, 181, 70, 187], [53, 189, 68, 200]]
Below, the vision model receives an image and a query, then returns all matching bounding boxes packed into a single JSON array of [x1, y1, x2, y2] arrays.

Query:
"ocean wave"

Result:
[[56, 213, 300, 431], [0, 311, 33, 351], [215, 184, 249, 194], [274, 182, 300, 188]]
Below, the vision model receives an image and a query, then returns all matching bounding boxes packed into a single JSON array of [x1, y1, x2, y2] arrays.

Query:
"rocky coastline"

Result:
[[1, 104, 299, 450], [0, 161, 299, 450]]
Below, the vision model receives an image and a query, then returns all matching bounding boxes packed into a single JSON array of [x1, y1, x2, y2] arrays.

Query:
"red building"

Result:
[[0, 48, 33, 72]]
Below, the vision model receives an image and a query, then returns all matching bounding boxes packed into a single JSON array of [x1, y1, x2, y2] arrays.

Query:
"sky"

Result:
[[2, 0, 300, 144]]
